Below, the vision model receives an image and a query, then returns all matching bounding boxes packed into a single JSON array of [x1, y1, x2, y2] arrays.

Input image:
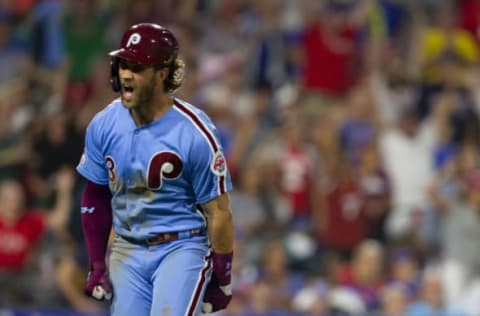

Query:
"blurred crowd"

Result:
[[2, 0, 480, 315]]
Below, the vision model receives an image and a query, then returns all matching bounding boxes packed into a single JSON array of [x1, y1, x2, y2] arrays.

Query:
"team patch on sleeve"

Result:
[[211, 151, 227, 176], [173, 99, 229, 195]]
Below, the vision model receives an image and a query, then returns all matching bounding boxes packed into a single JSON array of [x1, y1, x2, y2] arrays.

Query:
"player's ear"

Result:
[[155, 67, 169, 81]]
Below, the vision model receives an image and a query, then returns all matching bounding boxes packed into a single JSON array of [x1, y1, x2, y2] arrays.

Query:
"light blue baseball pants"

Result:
[[108, 235, 212, 316]]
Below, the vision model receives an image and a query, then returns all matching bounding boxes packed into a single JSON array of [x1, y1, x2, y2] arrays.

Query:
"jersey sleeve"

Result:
[[189, 126, 232, 204], [76, 116, 109, 185]]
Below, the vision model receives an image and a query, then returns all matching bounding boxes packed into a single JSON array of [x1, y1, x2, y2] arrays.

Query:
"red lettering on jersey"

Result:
[[147, 151, 183, 190]]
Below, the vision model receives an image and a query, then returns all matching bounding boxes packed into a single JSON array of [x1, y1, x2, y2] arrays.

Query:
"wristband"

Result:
[[212, 251, 233, 286], [91, 261, 107, 271]]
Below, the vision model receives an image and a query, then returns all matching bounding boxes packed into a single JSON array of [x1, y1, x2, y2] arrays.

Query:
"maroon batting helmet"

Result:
[[110, 23, 178, 65], [109, 23, 179, 92]]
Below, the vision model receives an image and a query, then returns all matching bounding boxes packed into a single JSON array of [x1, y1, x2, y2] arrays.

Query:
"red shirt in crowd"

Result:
[[320, 179, 366, 251], [459, 0, 480, 46], [0, 211, 46, 270], [279, 145, 315, 219], [302, 22, 360, 96]]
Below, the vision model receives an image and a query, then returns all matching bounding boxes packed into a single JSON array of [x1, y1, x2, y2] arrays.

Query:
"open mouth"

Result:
[[122, 84, 134, 98]]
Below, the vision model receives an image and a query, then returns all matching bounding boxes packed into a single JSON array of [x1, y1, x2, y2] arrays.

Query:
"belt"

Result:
[[120, 228, 205, 246]]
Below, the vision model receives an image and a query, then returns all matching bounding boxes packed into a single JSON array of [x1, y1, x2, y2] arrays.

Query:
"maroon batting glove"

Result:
[[85, 261, 113, 301], [202, 251, 233, 313], [202, 274, 232, 313]]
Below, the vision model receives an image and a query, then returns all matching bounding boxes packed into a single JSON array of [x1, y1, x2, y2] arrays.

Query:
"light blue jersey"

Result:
[[77, 97, 232, 240]]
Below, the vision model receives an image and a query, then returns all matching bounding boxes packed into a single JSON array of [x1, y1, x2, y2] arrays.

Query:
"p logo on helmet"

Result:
[[108, 23, 180, 92], [126, 33, 141, 48]]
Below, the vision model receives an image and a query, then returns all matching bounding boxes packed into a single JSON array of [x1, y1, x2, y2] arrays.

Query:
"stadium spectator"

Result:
[[387, 248, 421, 298], [62, 0, 109, 108], [255, 239, 305, 311], [339, 81, 380, 166], [26, 109, 83, 208], [440, 170, 480, 310], [0, 167, 74, 306], [458, 0, 480, 47], [301, 0, 366, 96], [0, 81, 32, 182], [418, 2, 479, 87], [317, 155, 368, 255], [291, 278, 330, 315], [357, 142, 391, 242], [275, 112, 319, 230], [379, 93, 451, 245], [406, 266, 467, 316], [337, 239, 385, 310], [376, 282, 410, 316]]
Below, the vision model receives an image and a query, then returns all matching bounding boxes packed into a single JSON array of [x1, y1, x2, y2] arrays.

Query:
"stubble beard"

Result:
[[122, 75, 157, 111], [137, 76, 156, 108]]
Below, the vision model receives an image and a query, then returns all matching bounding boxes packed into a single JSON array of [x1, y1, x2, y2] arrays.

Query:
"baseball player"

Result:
[[76, 23, 234, 316]]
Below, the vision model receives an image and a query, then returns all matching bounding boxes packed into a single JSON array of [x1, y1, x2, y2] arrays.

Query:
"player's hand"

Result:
[[201, 274, 232, 313], [85, 261, 113, 301], [202, 251, 233, 313]]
